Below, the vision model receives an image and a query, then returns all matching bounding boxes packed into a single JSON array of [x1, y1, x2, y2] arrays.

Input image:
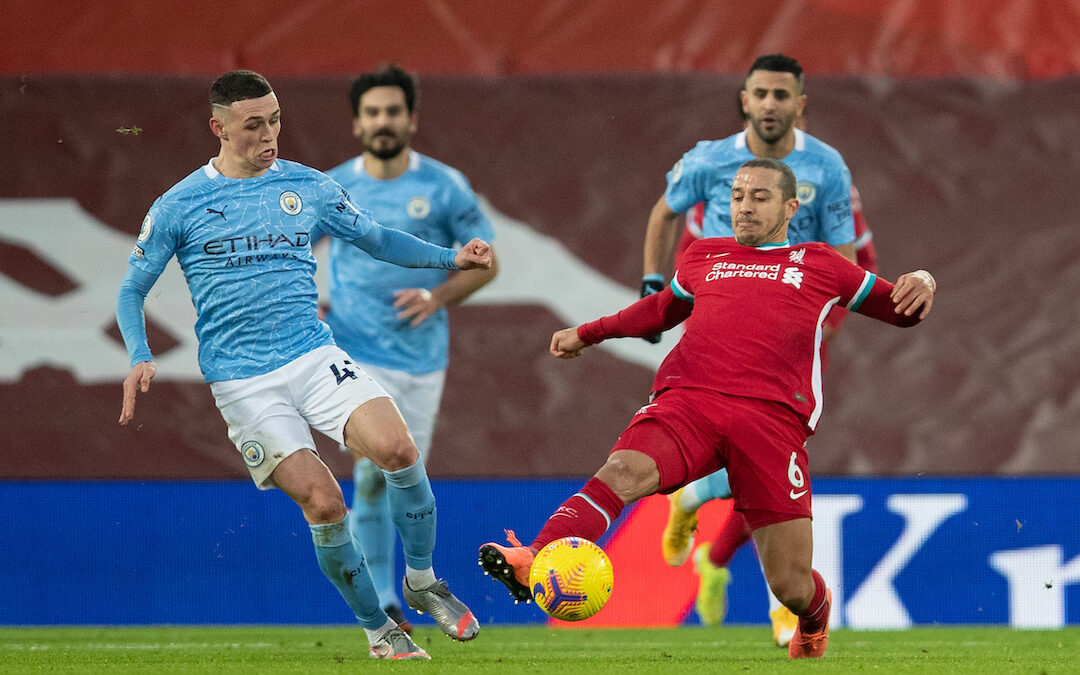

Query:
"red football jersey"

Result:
[[580, 238, 921, 432]]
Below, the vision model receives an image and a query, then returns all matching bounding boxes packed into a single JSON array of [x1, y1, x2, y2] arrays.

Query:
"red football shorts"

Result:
[[611, 387, 812, 530]]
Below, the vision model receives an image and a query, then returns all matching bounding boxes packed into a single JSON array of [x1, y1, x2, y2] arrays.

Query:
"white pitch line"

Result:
[[0, 642, 277, 651]]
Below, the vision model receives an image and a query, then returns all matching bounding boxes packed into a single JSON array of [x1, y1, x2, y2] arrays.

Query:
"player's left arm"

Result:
[[349, 218, 492, 271], [823, 161, 857, 264], [319, 181, 491, 270], [849, 269, 936, 326]]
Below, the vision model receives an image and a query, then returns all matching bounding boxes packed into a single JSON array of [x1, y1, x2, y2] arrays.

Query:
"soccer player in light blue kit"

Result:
[[639, 54, 856, 643], [312, 64, 498, 632], [116, 70, 488, 660]]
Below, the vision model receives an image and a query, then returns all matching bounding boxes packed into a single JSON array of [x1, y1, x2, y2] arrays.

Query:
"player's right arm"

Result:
[[116, 264, 163, 424], [645, 147, 709, 282], [642, 194, 682, 282], [550, 286, 693, 359], [639, 194, 681, 344]]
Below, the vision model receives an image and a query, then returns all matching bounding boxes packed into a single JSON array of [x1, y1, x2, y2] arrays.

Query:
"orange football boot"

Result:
[[478, 529, 537, 603]]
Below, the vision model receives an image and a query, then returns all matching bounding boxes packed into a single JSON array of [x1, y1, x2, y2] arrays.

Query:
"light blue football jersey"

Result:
[[318, 152, 494, 375], [129, 159, 394, 382], [665, 128, 855, 246]]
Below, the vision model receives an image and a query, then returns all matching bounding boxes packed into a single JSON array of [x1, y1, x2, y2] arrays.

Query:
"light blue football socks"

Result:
[[384, 459, 437, 573], [310, 518, 385, 630], [683, 468, 734, 511], [349, 458, 399, 608]]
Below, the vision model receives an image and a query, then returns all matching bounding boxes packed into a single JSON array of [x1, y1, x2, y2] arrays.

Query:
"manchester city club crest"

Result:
[[797, 180, 817, 204], [279, 191, 303, 215], [241, 440, 265, 467], [406, 196, 431, 219], [137, 214, 153, 242]]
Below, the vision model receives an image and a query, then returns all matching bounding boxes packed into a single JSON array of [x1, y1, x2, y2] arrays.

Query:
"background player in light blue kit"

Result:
[[115, 70, 490, 660], [312, 64, 498, 631], [642, 53, 855, 279]]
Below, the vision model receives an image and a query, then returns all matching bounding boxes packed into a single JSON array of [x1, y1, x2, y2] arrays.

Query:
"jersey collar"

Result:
[[202, 158, 280, 179], [734, 128, 806, 152], [353, 150, 420, 180], [756, 239, 791, 250]]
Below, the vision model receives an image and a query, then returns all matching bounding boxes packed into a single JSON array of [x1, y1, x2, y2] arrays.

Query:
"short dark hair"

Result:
[[209, 70, 273, 112], [746, 53, 804, 93], [739, 158, 797, 201], [349, 64, 418, 117]]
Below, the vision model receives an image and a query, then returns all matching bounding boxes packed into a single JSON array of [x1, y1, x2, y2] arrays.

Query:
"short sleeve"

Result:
[[314, 176, 379, 241], [819, 161, 855, 247], [664, 143, 711, 215], [128, 198, 179, 274]]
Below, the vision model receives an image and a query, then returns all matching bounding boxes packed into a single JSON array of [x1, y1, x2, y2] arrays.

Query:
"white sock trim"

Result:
[[364, 617, 398, 645], [404, 566, 437, 590], [680, 482, 704, 511], [575, 492, 612, 530]]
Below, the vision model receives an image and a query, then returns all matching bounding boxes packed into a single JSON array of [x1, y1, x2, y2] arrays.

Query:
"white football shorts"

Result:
[[347, 363, 446, 461], [210, 344, 389, 489]]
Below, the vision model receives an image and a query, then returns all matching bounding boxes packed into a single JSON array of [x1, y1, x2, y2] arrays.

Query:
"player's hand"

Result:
[[892, 270, 936, 319], [119, 361, 157, 425], [394, 288, 439, 327], [454, 238, 493, 270], [640, 275, 665, 344], [550, 327, 588, 359]]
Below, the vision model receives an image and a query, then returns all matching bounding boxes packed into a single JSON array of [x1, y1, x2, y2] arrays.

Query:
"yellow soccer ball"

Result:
[[529, 536, 614, 621]]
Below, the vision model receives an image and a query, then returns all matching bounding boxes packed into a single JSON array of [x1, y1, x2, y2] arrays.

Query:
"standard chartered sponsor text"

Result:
[[706, 261, 781, 282]]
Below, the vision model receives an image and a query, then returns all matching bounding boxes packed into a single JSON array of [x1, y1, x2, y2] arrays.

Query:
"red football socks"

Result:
[[531, 477, 624, 550], [799, 569, 830, 634], [709, 510, 752, 567]]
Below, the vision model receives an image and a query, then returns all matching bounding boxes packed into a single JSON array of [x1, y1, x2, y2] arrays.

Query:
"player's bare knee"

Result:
[[303, 489, 348, 524], [768, 573, 813, 614], [366, 433, 419, 472], [596, 451, 657, 502]]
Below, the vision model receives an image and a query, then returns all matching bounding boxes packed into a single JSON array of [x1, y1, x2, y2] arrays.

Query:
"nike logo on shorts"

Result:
[[789, 489, 808, 500]]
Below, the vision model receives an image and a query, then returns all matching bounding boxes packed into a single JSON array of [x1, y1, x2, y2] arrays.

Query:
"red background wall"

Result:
[[6, 0, 1080, 78], [3, 1, 1079, 479]]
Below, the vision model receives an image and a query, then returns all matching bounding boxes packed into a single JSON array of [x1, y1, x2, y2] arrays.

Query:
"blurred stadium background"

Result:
[[2, 0, 1079, 629]]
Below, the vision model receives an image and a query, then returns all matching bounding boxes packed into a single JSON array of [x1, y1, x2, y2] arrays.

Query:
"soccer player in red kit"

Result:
[[665, 108, 880, 644], [479, 158, 936, 659]]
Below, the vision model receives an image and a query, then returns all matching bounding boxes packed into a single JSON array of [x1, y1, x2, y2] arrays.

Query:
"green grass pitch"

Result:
[[1, 625, 1076, 673]]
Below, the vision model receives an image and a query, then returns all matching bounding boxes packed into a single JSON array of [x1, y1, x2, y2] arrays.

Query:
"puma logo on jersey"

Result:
[[205, 206, 227, 220]]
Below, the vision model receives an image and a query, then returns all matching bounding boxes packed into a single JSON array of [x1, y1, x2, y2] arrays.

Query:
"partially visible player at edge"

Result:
[[480, 158, 936, 660], [667, 101, 879, 646], [116, 70, 487, 661], [311, 64, 498, 632]]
